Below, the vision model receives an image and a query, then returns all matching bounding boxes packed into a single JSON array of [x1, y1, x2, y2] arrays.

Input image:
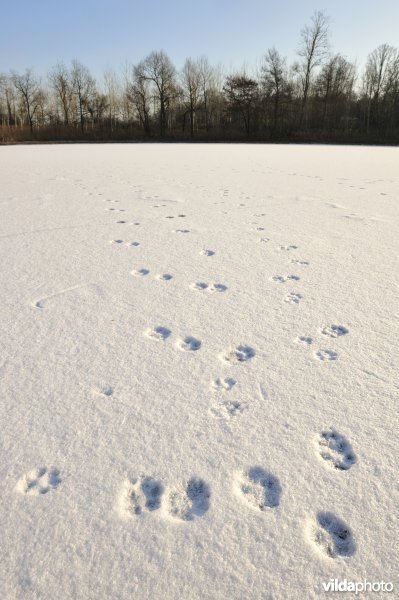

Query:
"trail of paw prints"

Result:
[[190, 282, 227, 293], [271, 275, 300, 283], [296, 324, 348, 361], [165, 477, 210, 521], [220, 345, 255, 364], [131, 268, 173, 281], [16, 467, 61, 495], [317, 429, 356, 470], [145, 328, 201, 352], [110, 239, 140, 247], [307, 512, 355, 558], [118, 476, 164, 517], [235, 467, 281, 511]]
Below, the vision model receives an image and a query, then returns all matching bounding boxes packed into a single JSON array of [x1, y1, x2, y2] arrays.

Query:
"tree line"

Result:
[[1, 12, 399, 144]]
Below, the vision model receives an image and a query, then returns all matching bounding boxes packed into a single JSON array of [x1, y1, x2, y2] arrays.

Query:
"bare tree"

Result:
[[127, 62, 152, 136], [297, 10, 330, 125], [261, 48, 287, 134], [364, 44, 399, 132], [316, 54, 355, 130], [103, 69, 121, 131], [11, 69, 42, 134], [70, 60, 96, 133], [140, 51, 176, 137], [180, 58, 203, 137], [49, 62, 73, 125]]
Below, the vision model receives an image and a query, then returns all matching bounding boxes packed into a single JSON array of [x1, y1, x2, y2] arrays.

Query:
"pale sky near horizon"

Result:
[[2, 1, 398, 81]]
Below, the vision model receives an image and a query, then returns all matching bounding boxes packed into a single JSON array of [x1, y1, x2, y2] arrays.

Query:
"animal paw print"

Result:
[[131, 268, 150, 277], [16, 467, 61, 495], [156, 274, 173, 281], [118, 476, 163, 517], [176, 336, 201, 351], [314, 349, 338, 361], [284, 292, 302, 304], [211, 399, 247, 418], [211, 377, 237, 391], [165, 477, 210, 521], [145, 326, 172, 341], [220, 345, 255, 364], [317, 429, 356, 470], [235, 467, 281, 510], [309, 512, 355, 558], [321, 325, 349, 338], [296, 336, 313, 345]]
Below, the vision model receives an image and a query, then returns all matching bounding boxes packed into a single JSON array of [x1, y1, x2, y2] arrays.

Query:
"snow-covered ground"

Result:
[[0, 143, 398, 599]]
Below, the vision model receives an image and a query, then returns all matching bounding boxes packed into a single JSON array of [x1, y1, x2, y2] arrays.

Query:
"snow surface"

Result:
[[0, 143, 398, 599]]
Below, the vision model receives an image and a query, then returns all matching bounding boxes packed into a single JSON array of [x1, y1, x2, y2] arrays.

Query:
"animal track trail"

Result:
[[317, 429, 356, 470], [271, 275, 300, 283], [145, 326, 172, 341], [235, 467, 281, 511], [314, 349, 338, 361], [220, 345, 255, 364], [321, 325, 349, 338], [16, 467, 61, 495], [309, 512, 355, 558], [176, 336, 201, 351], [165, 477, 210, 521], [284, 292, 302, 304], [191, 282, 227, 293], [118, 476, 164, 517]]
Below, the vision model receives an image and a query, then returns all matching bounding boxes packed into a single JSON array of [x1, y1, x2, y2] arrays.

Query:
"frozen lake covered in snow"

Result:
[[0, 143, 398, 599]]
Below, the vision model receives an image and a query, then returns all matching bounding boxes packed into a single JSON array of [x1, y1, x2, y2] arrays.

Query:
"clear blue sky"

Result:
[[2, 0, 398, 79]]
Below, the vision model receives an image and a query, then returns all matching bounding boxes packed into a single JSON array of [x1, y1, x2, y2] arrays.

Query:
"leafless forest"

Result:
[[1, 12, 399, 144]]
